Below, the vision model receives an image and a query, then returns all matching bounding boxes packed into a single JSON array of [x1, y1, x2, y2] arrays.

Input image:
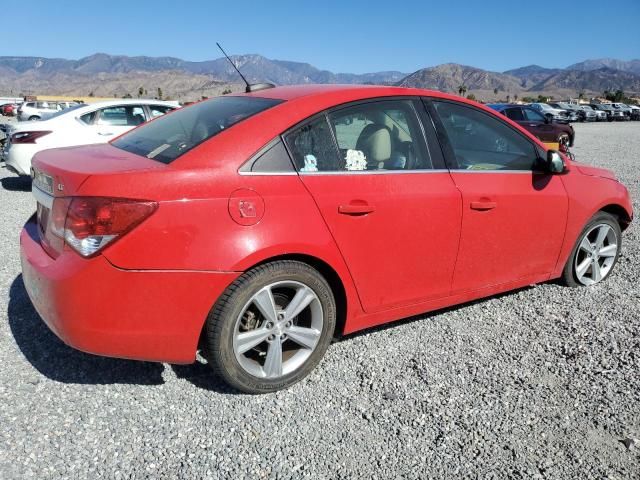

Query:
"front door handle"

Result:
[[470, 201, 497, 211], [338, 203, 375, 215]]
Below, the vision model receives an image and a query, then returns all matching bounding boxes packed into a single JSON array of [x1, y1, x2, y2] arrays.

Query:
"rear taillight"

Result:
[[45, 197, 157, 258], [11, 131, 52, 144]]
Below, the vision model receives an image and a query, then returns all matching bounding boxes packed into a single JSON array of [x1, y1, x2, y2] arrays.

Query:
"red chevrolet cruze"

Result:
[[20, 85, 632, 393]]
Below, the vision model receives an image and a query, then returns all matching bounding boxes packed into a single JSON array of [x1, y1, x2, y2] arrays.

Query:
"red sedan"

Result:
[[20, 85, 633, 393]]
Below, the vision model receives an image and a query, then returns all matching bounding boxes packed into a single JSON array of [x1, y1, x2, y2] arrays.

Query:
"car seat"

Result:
[[355, 123, 391, 169]]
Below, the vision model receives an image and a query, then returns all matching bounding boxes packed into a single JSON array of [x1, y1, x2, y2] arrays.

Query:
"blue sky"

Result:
[[3, 0, 639, 73]]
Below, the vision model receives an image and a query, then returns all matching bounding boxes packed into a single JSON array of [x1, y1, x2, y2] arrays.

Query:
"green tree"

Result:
[[578, 91, 585, 101], [122, 93, 132, 99], [88, 91, 94, 97], [513, 94, 519, 102], [157, 87, 163, 100], [458, 84, 467, 96], [138, 86, 144, 98], [493, 87, 499, 96], [466, 93, 477, 101], [506, 94, 511, 103], [222, 88, 232, 95]]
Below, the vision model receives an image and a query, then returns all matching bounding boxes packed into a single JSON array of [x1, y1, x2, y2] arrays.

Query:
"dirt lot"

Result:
[[0, 121, 638, 479]]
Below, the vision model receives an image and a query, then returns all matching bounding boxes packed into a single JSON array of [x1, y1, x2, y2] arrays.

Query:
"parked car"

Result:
[[547, 103, 585, 122], [529, 103, 571, 123], [579, 104, 607, 121], [610, 103, 633, 120], [4, 99, 178, 176], [2, 103, 19, 116], [39, 101, 82, 120], [591, 104, 626, 121], [20, 85, 632, 393], [17, 101, 63, 121], [628, 104, 640, 120], [487, 103, 575, 148]]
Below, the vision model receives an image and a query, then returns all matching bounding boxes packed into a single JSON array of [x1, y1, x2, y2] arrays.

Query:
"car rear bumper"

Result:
[[20, 217, 239, 363], [5, 143, 35, 176]]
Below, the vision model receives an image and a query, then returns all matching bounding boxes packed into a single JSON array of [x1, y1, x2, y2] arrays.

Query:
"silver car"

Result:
[[17, 101, 63, 121]]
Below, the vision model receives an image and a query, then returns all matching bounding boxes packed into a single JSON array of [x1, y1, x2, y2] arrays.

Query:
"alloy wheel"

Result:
[[232, 281, 323, 379], [574, 224, 618, 286]]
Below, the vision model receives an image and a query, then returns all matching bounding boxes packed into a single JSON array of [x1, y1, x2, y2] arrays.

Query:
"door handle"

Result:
[[470, 201, 497, 211], [338, 203, 375, 215], [97, 132, 114, 136]]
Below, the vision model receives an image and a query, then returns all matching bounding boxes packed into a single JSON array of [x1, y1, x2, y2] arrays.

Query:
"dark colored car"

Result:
[[488, 104, 574, 149]]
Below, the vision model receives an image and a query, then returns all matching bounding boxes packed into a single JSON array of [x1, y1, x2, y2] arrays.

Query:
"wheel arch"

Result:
[[197, 252, 352, 353], [247, 253, 349, 339], [600, 203, 632, 231]]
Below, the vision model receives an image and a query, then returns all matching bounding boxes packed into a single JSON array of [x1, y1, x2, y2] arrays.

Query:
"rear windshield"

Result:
[[112, 96, 283, 164]]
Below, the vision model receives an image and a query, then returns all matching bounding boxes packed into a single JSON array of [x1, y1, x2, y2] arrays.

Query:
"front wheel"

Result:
[[28, 115, 39, 121], [562, 212, 621, 287], [204, 260, 336, 393]]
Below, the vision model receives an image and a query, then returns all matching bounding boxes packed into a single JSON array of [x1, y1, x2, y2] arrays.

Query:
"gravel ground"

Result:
[[0, 120, 638, 479]]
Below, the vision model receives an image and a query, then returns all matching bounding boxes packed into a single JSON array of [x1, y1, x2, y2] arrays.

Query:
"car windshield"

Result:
[[112, 96, 283, 164], [45, 103, 85, 119]]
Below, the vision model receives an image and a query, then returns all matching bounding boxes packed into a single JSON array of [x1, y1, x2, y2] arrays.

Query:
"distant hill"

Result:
[[566, 58, 640, 75], [398, 63, 523, 92], [503, 65, 563, 88], [0, 53, 406, 87], [0, 53, 638, 101]]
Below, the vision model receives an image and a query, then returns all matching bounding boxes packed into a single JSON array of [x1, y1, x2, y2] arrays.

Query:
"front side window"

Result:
[[97, 106, 146, 126], [113, 96, 282, 164], [149, 105, 174, 118], [285, 99, 432, 172], [433, 101, 539, 171], [523, 108, 545, 122]]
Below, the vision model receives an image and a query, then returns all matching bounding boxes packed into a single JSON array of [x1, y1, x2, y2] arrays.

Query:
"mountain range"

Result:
[[0, 53, 638, 101]]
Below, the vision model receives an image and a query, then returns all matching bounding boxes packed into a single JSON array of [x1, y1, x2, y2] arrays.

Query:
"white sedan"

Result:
[[4, 99, 178, 176]]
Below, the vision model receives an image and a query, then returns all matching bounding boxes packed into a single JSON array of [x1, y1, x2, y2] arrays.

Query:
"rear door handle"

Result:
[[470, 201, 497, 211], [338, 203, 375, 215]]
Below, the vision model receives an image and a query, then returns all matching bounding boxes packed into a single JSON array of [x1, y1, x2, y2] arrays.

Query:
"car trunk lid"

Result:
[[31, 143, 165, 257]]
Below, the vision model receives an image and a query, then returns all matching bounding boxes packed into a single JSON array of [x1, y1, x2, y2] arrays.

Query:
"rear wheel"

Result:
[[562, 212, 621, 287], [28, 115, 39, 121], [204, 260, 336, 393]]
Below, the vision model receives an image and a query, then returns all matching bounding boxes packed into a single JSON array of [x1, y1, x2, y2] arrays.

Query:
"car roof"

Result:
[[238, 84, 462, 104]]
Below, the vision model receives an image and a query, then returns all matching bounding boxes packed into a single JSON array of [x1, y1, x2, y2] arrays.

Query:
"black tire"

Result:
[[28, 115, 39, 121], [561, 212, 622, 287], [203, 260, 336, 393]]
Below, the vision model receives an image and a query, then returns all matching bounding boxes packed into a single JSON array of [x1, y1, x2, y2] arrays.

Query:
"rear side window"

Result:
[[285, 99, 432, 172], [113, 96, 283, 164], [433, 101, 538, 171]]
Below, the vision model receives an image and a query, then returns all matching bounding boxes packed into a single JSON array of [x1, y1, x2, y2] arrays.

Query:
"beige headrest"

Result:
[[356, 124, 391, 163]]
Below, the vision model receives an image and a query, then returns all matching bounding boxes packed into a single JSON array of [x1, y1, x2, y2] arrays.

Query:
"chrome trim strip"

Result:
[[238, 171, 298, 176], [298, 169, 451, 176], [449, 169, 539, 174], [32, 185, 54, 209]]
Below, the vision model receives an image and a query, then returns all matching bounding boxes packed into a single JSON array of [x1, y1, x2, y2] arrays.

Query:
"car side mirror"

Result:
[[544, 113, 553, 124], [547, 150, 565, 173]]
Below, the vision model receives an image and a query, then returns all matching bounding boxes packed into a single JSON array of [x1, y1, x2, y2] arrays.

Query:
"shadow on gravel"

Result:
[[1, 175, 32, 192], [170, 363, 237, 394], [8, 275, 165, 385]]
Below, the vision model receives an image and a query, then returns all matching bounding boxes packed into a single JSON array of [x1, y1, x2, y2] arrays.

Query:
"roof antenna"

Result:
[[216, 42, 276, 93]]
